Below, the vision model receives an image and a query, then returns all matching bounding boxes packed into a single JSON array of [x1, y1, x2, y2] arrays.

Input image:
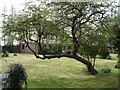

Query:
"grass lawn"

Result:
[[0, 53, 119, 88]]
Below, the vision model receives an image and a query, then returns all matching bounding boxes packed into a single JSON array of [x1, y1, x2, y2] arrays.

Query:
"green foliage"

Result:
[[98, 47, 109, 59], [42, 48, 50, 54], [3, 64, 27, 89], [52, 44, 62, 54], [106, 55, 112, 60], [79, 44, 98, 59], [101, 67, 111, 73], [111, 23, 120, 64], [2, 51, 9, 57], [96, 55, 115, 60], [115, 63, 120, 69], [111, 23, 120, 52], [79, 45, 97, 67], [96, 55, 103, 59]]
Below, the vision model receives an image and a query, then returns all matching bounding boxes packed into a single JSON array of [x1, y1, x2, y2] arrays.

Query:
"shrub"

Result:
[[14, 53, 17, 56], [101, 67, 111, 73], [96, 55, 103, 59], [2, 51, 9, 57], [115, 63, 120, 69], [106, 55, 112, 60], [96, 55, 112, 60], [3, 64, 27, 89]]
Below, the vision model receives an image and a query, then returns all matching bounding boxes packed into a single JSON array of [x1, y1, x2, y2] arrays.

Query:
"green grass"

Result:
[[0, 53, 119, 88]]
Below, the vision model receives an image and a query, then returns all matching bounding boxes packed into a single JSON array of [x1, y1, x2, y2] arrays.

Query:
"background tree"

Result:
[[112, 23, 120, 64]]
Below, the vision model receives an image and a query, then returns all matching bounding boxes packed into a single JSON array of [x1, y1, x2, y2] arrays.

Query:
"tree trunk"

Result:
[[71, 45, 97, 74], [72, 46, 78, 56], [92, 58, 96, 68], [87, 63, 98, 75], [74, 55, 98, 75]]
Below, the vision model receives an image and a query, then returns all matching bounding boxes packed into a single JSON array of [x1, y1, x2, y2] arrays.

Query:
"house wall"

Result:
[[18, 41, 73, 54], [20, 43, 39, 53], [2, 46, 20, 53]]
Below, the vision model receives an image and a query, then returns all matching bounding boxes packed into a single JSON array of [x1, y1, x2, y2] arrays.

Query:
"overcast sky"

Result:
[[0, 0, 26, 27], [0, 0, 27, 14]]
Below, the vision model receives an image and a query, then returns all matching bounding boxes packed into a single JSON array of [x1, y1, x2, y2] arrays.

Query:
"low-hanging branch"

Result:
[[24, 37, 98, 75]]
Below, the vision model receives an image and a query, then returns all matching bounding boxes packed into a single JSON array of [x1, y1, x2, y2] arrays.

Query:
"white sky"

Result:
[[0, 0, 27, 14]]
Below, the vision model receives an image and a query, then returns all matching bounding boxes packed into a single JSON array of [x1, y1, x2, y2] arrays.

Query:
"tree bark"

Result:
[[92, 58, 96, 68], [72, 45, 79, 56], [73, 55, 98, 75]]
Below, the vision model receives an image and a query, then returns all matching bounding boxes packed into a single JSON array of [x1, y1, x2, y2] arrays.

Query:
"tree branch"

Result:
[[24, 29, 44, 59], [29, 38, 38, 43], [75, 11, 104, 26]]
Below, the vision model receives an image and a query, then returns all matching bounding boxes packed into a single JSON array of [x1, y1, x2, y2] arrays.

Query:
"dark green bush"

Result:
[[115, 63, 120, 69], [2, 51, 9, 57], [101, 67, 111, 73], [14, 53, 17, 56], [3, 64, 27, 89]]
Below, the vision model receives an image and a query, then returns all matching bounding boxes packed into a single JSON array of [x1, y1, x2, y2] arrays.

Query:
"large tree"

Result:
[[45, 2, 113, 74], [2, 2, 116, 75]]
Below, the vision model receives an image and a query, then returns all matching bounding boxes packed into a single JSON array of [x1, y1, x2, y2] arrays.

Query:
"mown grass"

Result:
[[0, 53, 119, 88]]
